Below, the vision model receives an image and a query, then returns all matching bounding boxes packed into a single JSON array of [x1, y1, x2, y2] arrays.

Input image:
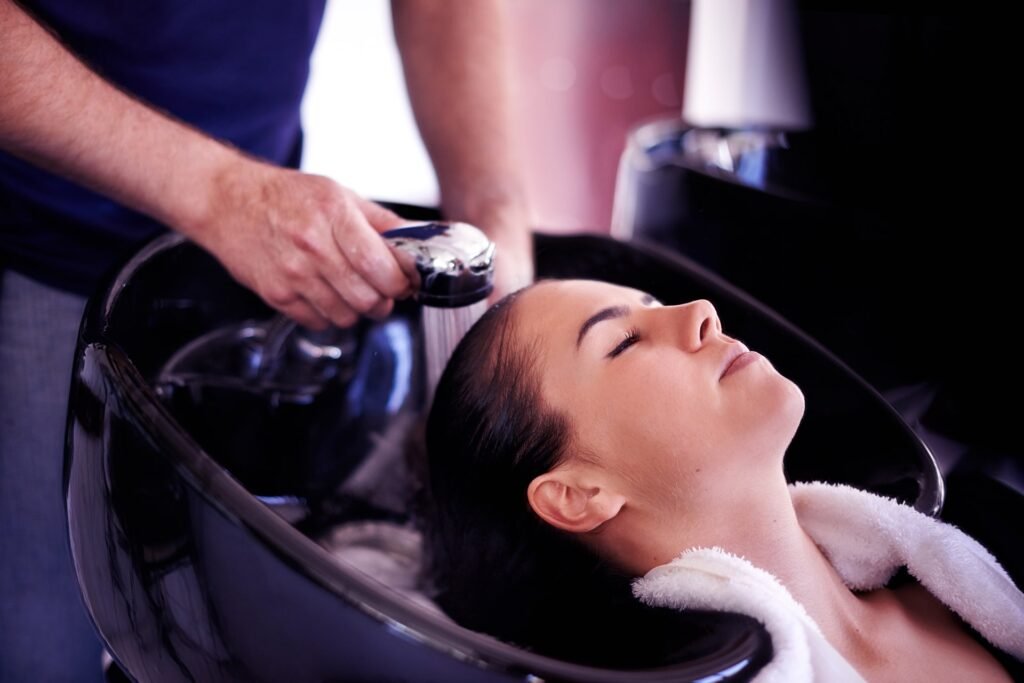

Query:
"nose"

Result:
[[656, 299, 720, 352]]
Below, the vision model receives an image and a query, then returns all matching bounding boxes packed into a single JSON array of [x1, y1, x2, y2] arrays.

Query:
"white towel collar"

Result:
[[631, 481, 1024, 682]]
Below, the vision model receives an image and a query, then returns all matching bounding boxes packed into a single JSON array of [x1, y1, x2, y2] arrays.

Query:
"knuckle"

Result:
[[346, 297, 375, 317], [345, 299, 370, 316], [280, 255, 308, 281], [357, 253, 407, 297], [292, 226, 322, 255], [351, 248, 382, 278], [348, 286, 382, 313], [263, 286, 296, 308], [330, 307, 359, 328], [383, 275, 410, 299], [339, 275, 383, 314]]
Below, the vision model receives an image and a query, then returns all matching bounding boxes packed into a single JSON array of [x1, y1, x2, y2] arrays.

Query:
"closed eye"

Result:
[[607, 328, 640, 358]]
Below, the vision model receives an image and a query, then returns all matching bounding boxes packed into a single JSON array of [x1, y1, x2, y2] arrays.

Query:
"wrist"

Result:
[[442, 185, 529, 238], [169, 144, 257, 246]]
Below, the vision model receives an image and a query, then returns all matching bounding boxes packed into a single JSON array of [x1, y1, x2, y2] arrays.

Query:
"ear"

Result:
[[527, 466, 626, 534]]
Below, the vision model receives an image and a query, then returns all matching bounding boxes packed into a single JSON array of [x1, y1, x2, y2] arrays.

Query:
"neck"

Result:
[[596, 468, 878, 657]]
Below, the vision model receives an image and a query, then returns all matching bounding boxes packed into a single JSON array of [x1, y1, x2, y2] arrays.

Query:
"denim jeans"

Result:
[[0, 269, 102, 682]]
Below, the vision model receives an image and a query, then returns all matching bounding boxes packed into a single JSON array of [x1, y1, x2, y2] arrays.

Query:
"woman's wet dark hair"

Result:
[[418, 283, 688, 667]]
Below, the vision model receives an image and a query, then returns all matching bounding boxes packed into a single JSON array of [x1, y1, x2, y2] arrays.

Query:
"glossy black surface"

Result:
[[618, 118, 964, 398], [535, 234, 941, 513], [65, 229, 939, 682]]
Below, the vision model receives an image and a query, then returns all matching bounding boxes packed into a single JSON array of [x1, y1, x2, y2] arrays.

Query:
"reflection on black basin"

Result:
[[64, 229, 940, 682]]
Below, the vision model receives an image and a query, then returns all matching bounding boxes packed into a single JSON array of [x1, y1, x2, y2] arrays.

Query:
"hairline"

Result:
[[500, 283, 597, 470]]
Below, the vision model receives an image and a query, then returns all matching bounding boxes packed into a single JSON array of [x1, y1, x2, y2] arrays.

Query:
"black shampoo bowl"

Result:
[[65, 231, 940, 682]]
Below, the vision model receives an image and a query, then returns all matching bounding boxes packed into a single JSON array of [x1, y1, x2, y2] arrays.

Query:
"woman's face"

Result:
[[513, 279, 805, 515]]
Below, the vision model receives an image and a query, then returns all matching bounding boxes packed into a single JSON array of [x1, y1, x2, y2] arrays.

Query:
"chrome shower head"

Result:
[[248, 221, 495, 387], [382, 221, 495, 308]]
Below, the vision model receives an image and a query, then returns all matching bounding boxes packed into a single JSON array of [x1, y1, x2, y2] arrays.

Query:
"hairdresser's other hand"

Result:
[[185, 159, 414, 330], [486, 220, 534, 304]]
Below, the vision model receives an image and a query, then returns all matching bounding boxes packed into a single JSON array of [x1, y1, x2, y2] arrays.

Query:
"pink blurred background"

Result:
[[301, 0, 690, 234]]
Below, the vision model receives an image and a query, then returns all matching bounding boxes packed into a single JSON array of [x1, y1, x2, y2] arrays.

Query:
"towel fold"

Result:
[[632, 481, 1024, 682]]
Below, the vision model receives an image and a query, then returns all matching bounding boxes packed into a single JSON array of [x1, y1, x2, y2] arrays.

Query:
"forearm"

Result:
[[390, 0, 528, 238], [1, 0, 416, 327], [0, 0, 240, 238]]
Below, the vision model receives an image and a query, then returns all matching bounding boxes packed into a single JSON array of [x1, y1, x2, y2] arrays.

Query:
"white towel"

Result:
[[632, 481, 1024, 682]]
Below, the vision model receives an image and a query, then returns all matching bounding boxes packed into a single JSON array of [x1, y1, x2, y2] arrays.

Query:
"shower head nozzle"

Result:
[[382, 222, 495, 308]]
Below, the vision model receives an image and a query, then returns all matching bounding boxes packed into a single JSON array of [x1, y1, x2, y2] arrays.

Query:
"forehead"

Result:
[[513, 279, 646, 350]]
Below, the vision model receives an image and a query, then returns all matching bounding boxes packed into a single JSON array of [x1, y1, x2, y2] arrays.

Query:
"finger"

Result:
[[318, 270, 393, 320], [262, 280, 333, 330], [287, 215, 395, 316], [354, 195, 405, 233], [276, 299, 331, 331], [326, 266, 388, 317], [304, 230, 392, 315], [301, 276, 361, 328], [332, 216, 411, 299], [366, 297, 394, 320]]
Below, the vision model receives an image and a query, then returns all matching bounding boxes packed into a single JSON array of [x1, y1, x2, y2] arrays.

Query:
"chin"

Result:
[[751, 372, 805, 451], [726, 359, 805, 455], [781, 377, 806, 425]]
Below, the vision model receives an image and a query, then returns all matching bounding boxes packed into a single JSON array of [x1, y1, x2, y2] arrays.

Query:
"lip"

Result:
[[719, 342, 752, 381]]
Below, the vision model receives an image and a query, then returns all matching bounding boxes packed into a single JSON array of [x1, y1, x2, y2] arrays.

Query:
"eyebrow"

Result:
[[576, 293, 656, 350]]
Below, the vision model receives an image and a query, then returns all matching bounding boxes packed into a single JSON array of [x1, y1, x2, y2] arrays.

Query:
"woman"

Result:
[[420, 278, 1022, 681]]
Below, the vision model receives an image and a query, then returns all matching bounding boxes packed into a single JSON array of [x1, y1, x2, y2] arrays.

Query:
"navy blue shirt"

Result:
[[0, 0, 327, 295]]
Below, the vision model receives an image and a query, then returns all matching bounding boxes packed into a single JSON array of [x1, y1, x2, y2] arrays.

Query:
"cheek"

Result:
[[595, 364, 724, 468], [617, 360, 802, 464], [598, 388, 725, 511]]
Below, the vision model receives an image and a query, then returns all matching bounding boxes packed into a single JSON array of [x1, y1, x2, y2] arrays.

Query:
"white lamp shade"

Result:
[[683, 0, 812, 130]]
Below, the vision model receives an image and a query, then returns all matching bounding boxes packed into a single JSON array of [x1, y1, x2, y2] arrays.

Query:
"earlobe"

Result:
[[527, 469, 626, 534]]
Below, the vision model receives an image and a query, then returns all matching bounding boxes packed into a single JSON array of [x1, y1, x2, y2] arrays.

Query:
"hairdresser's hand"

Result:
[[486, 221, 534, 304], [185, 160, 414, 329], [447, 204, 532, 305]]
